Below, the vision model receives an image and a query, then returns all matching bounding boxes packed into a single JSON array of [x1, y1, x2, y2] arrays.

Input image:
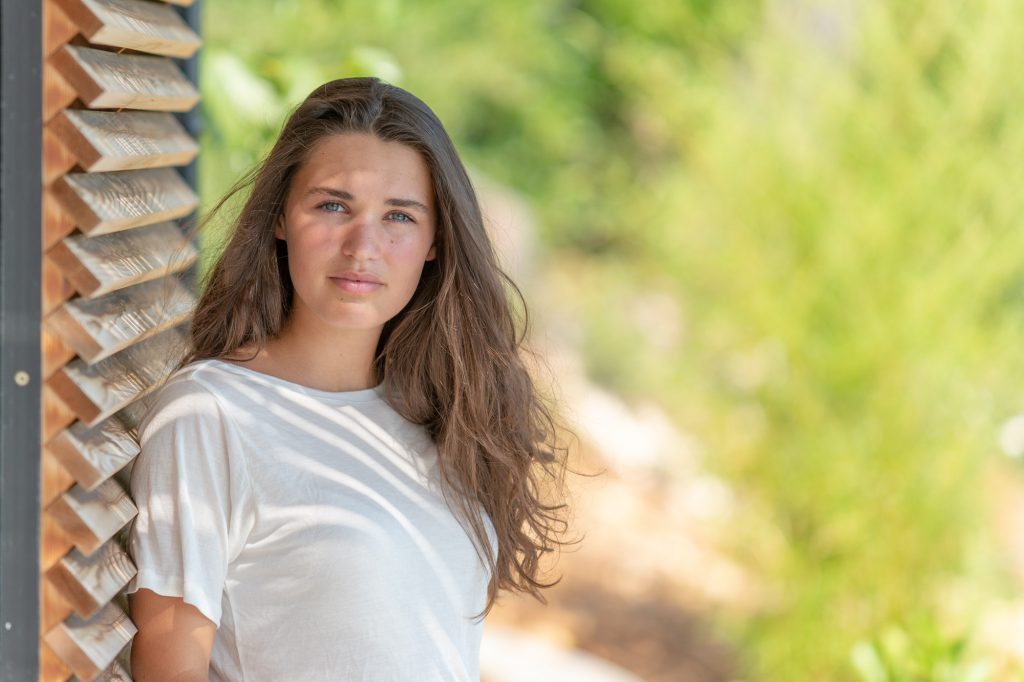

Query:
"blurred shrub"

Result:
[[201, 0, 1024, 679], [850, 618, 1019, 682]]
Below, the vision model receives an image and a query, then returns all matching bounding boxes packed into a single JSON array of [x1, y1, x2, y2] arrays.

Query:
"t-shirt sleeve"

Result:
[[125, 373, 255, 628]]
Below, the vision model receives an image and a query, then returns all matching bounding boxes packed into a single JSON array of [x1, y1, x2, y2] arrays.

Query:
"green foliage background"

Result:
[[199, 0, 1024, 679]]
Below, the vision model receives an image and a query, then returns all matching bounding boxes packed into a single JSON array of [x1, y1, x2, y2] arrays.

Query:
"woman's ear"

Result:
[[426, 243, 437, 261], [275, 215, 286, 240]]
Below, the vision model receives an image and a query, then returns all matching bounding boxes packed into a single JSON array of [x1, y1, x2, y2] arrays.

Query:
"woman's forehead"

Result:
[[291, 133, 432, 197]]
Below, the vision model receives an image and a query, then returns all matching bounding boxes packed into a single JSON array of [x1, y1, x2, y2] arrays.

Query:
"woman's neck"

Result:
[[226, 317, 382, 393]]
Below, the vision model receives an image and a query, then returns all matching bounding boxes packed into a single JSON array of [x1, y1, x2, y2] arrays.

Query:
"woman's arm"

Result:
[[128, 588, 216, 682]]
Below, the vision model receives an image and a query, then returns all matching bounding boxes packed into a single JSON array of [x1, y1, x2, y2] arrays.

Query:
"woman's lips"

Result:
[[329, 274, 383, 294]]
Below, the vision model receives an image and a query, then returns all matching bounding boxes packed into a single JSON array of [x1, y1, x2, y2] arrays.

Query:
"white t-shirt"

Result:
[[126, 358, 495, 681]]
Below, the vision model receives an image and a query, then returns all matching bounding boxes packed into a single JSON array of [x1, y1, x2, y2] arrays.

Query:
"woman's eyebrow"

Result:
[[307, 187, 429, 213], [307, 187, 355, 200], [385, 197, 430, 214]]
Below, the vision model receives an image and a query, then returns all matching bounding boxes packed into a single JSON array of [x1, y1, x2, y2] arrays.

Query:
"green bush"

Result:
[[201, 1, 1024, 679], [850, 618, 1021, 682]]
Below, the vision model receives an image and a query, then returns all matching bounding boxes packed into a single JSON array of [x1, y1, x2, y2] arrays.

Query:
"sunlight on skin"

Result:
[[249, 132, 438, 393], [129, 588, 216, 681]]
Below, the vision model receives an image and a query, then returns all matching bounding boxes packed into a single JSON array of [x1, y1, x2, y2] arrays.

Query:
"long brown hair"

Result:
[[184, 77, 569, 614]]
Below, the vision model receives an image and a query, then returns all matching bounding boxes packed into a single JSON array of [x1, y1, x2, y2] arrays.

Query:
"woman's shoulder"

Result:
[[139, 358, 247, 432], [143, 350, 319, 430], [158, 357, 234, 396]]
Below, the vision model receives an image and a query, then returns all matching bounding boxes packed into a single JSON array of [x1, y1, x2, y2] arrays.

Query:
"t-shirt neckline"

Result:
[[203, 358, 385, 403]]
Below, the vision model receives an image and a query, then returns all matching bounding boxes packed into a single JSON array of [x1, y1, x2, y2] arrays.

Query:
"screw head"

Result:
[[13, 371, 29, 386]]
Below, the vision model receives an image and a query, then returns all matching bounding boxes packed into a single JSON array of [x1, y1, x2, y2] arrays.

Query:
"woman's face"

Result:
[[276, 132, 437, 338]]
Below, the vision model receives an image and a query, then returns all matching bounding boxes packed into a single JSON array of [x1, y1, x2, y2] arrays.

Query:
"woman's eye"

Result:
[[319, 201, 344, 213], [387, 211, 414, 223]]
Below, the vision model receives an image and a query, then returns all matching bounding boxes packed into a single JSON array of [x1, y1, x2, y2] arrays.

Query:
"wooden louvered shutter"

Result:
[[37, 0, 202, 679]]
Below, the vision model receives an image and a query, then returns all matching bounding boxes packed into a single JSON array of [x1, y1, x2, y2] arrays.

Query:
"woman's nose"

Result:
[[340, 214, 382, 260]]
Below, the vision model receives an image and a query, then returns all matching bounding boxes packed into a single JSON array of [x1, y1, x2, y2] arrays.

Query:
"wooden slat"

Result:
[[47, 221, 197, 299], [112, 463, 134, 495], [45, 0, 80, 57], [47, 277, 195, 364], [43, 446, 77, 508], [40, 576, 75, 682], [41, 639, 74, 682], [106, 395, 151, 486], [42, 574, 76, 633], [46, 478, 137, 557], [50, 44, 199, 112], [45, 383, 80, 444], [42, 507, 76, 573], [44, 61, 80, 123], [45, 125, 79, 185], [80, 654, 132, 682], [50, 109, 198, 172], [56, 0, 201, 58], [43, 601, 136, 682], [45, 541, 137, 620], [115, 394, 151, 432], [46, 325, 187, 427], [49, 414, 140, 492], [45, 251, 78, 317], [51, 168, 197, 236], [45, 191, 79, 251], [45, 327, 79, 380], [41, 486, 77, 681]]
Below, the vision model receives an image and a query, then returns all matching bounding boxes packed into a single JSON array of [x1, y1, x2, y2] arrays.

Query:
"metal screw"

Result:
[[13, 371, 29, 386], [4, 622, 11, 630]]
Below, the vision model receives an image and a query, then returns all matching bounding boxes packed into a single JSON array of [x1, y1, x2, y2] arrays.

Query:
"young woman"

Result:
[[125, 77, 568, 681]]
